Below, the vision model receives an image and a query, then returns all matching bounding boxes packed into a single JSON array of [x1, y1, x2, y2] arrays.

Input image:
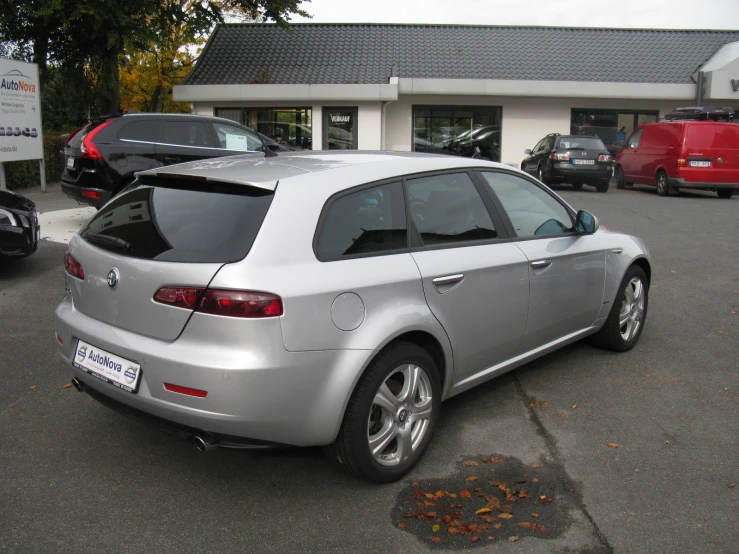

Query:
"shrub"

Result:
[[4, 135, 67, 190]]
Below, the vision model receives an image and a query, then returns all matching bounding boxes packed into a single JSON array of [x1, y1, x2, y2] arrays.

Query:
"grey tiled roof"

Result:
[[182, 24, 739, 86]]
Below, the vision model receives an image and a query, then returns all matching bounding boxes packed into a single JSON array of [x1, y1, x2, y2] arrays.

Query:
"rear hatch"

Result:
[[66, 177, 274, 340], [681, 123, 717, 183], [63, 117, 114, 181], [554, 137, 611, 170]]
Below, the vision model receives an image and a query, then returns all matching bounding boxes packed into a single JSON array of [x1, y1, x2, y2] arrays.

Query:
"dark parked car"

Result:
[[61, 113, 269, 208], [521, 134, 613, 192], [448, 125, 501, 161], [0, 188, 39, 260]]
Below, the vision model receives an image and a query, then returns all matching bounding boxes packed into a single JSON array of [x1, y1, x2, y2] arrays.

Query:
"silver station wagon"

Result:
[[55, 152, 651, 482]]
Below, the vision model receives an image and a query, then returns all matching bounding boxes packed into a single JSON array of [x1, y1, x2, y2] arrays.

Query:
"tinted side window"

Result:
[[162, 121, 211, 147], [481, 172, 573, 237], [533, 139, 545, 153], [316, 182, 407, 260], [212, 122, 263, 151], [627, 128, 643, 148], [406, 173, 497, 246], [117, 120, 161, 142]]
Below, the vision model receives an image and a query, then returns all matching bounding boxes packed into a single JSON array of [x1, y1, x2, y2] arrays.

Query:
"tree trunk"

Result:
[[33, 34, 49, 102], [97, 47, 121, 114]]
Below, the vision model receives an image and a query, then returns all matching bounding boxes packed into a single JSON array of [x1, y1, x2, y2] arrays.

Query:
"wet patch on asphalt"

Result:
[[391, 454, 581, 547]]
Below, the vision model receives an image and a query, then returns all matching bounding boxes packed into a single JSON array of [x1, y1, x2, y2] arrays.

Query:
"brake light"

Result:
[[551, 152, 570, 161], [677, 158, 687, 167], [598, 154, 612, 162], [66, 123, 88, 145], [82, 190, 102, 199], [153, 287, 283, 318], [80, 119, 115, 159], [64, 253, 85, 280]]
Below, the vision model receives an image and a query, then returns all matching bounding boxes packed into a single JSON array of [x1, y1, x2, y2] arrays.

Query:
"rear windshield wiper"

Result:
[[85, 233, 131, 252]]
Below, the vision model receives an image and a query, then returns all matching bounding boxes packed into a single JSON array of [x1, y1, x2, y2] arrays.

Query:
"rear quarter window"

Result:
[[117, 120, 163, 143]]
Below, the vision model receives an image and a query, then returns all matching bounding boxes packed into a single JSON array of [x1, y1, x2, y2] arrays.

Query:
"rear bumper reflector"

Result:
[[163, 383, 208, 398]]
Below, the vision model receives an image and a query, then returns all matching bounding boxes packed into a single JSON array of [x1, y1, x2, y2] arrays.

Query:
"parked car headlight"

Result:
[[0, 208, 18, 226]]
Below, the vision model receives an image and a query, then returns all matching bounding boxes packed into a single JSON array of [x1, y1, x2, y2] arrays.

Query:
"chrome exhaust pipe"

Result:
[[71, 377, 85, 392], [193, 435, 219, 453]]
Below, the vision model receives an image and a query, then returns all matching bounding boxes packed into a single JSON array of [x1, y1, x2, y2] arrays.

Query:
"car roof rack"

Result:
[[662, 106, 735, 122]]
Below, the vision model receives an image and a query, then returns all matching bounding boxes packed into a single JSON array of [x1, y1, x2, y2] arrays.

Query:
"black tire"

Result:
[[591, 265, 649, 352], [537, 166, 548, 185], [325, 341, 441, 482], [571, 182, 583, 190], [655, 170, 672, 197], [717, 189, 734, 199], [595, 181, 609, 193], [615, 166, 627, 189]]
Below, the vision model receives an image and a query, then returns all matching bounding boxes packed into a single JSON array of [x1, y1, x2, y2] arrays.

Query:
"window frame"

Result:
[[312, 178, 410, 263], [473, 169, 578, 242]]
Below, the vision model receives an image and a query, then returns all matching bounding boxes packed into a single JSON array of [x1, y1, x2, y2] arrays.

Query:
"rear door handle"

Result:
[[531, 259, 552, 269], [432, 274, 464, 294], [164, 156, 182, 163]]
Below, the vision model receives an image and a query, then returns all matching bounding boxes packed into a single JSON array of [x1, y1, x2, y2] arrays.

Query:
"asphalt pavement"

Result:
[[0, 183, 737, 553]]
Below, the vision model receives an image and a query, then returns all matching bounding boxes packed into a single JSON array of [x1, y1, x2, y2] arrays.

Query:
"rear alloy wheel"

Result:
[[717, 189, 734, 199], [615, 166, 628, 189], [325, 342, 441, 482], [591, 265, 649, 352], [655, 170, 673, 197], [571, 183, 583, 190]]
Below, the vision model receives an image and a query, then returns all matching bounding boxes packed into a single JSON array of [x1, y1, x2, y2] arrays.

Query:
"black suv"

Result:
[[521, 134, 613, 192], [61, 114, 272, 207]]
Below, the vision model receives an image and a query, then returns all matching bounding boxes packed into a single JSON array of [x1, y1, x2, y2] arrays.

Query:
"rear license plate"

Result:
[[73, 340, 142, 393], [573, 159, 595, 165], [689, 160, 711, 167], [66, 156, 75, 169]]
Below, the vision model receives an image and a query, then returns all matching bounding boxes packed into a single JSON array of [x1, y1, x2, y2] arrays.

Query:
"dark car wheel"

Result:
[[591, 265, 649, 352], [655, 170, 673, 197], [595, 181, 609, 193], [717, 189, 734, 199], [571, 183, 583, 190], [615, 166, 629, 189], [537, 166, 548, 185], [325, 341, 441, 482]]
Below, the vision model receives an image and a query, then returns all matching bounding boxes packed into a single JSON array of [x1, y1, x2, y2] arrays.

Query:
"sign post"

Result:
[[0, 58, 44, 191]]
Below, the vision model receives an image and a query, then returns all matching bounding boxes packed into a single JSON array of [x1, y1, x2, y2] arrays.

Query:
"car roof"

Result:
[[136, 151, 509, 191]]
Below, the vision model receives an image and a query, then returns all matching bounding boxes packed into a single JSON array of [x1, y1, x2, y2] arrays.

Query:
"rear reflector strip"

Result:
[[82, 190, 102, 199], [164, 383, 208, 398]]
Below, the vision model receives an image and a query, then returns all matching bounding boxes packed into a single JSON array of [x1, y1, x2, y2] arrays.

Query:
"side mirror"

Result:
[[576, 210, 599, 234], [524, 149, 532, 155]]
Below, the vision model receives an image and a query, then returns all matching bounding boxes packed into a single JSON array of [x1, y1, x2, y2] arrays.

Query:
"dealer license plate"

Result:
[[66, 156, 75, 169], [689, 160, 711, 167], [73, 340, 142, 393], [572, 159, 595, 165]]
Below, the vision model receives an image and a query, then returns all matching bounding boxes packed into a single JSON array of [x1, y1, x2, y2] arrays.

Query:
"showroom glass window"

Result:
[[413, 106, 502, 162], [570, 108, 658, 152], [215, 108, 312, 149]]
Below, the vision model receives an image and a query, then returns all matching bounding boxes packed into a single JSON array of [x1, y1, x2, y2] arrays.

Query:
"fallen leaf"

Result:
[[467, 476, 480, 482], [489, 456, 503, 464], [62, 383, 73, 389], [480, 515, 496, 523], [484, 495, 501, 510], [498, 513, 513, 519], [29, 385, 37, 390], [518, 521, 547, 533], [422, 501, 437, 507], [508, 536, 520, 542], [448, 494, 458, 499], [607, 442, 620, 448], [475, 507, 493, 515], [728, 483, 735, 488], [470, 536, 480, 543], [480, 457, 488, 463], [464, 460, 479, 467], [518, 489, 529, 498], [434, 490, 445, 499], [424, 493, 436, 499], [430, 536, 441, 544], [529, 401, 549, 408], [531, 513, 539, 518], [665, 440, 671, 445], [411, 490, 422, 499], [539, 496, 552, 504], [398, 523, 407, 529], [448, 527, 460, 534], [670, 270, 677, 274], [499, 504, 513, 514], [412, 481, 419, 487], [488, 536, 495, 540], [526, 463, 542, 468], [493, 522, 503, 529], [432, 524, 440, 532], [531, 477, 539, 484], [718, 330, 729, 335], [571, 404, 579, 409], [459, 490, 472, 498]]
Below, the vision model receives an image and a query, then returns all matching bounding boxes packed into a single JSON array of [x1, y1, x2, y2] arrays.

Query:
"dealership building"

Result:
[[174, 24, 739, 166]]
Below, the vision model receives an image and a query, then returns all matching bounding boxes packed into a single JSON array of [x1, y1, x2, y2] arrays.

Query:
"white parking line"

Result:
[[40, 207, 97, 244]]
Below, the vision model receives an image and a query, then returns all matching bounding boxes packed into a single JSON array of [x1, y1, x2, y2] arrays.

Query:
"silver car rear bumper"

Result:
[[55, 294, 372, 447]]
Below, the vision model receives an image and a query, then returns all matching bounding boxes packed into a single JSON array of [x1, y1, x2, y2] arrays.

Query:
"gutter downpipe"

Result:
[[381, 100, 396, 151], [695, 71, 705, 106]]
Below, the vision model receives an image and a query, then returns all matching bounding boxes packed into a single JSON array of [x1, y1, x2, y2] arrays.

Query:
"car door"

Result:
[[479, 170, 606, 353], [522, 139, 544, 175], [156, 119, 218, 166], [406, 171, 530, 385], [619, 127, 644, 182]]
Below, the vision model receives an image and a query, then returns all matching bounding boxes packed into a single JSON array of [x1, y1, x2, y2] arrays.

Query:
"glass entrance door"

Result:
[[323, 107, 358, 150]]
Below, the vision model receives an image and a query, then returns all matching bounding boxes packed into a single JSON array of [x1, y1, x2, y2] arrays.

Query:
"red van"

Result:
[[614, 107, 738, 199]]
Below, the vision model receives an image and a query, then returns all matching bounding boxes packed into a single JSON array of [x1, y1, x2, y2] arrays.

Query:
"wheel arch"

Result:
[[631, 256, 652, 285]]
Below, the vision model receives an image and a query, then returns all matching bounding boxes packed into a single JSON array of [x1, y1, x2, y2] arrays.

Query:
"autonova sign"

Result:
[[0, 58, 43, 163]]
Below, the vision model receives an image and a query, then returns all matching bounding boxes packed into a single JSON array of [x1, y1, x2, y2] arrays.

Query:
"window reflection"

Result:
[[571, 109, 658, 156], [413, 106, 502, 162]]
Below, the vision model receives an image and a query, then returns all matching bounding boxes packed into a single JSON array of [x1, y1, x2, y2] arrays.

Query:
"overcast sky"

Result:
[[292, 0, 739, 29]]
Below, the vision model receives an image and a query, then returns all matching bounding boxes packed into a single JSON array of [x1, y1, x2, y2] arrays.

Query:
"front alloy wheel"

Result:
[[325, 342, 441, 482], [618, 277, 646, 342]]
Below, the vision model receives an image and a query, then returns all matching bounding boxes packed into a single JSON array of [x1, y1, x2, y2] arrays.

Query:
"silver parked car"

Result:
[[55, 152, 651, 482]]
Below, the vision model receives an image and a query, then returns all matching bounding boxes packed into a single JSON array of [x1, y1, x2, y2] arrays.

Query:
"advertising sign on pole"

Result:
[[0, 58, 44, 189]]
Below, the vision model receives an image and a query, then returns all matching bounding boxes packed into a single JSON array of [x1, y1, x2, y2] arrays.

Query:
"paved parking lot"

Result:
[[1, 184, 737, 553]]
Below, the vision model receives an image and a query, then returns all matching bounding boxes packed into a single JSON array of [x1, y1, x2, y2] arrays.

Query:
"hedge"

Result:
[[4, 135, 67, 190]]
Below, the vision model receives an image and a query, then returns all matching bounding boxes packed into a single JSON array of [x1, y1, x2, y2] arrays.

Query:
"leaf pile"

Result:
[[392, 454, 576, 547]]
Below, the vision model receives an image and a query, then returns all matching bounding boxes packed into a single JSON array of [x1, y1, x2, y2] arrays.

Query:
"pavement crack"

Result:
[[513, 374, 614, 554]]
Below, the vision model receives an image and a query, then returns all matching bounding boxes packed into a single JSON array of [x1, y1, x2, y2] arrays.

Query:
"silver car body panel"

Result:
[[56, 151, 652, 447]]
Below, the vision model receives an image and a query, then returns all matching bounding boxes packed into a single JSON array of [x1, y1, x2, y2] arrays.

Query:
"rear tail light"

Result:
[[66, 123, 88, 145], [80, 119, 115, 159], [598, 154, 612, 162], [64, 253, 85, 280], [677, 158, 687, 167], [551, 153, 570, 161], [82, 190, 102, 199], [154, 287, 283, 318]]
